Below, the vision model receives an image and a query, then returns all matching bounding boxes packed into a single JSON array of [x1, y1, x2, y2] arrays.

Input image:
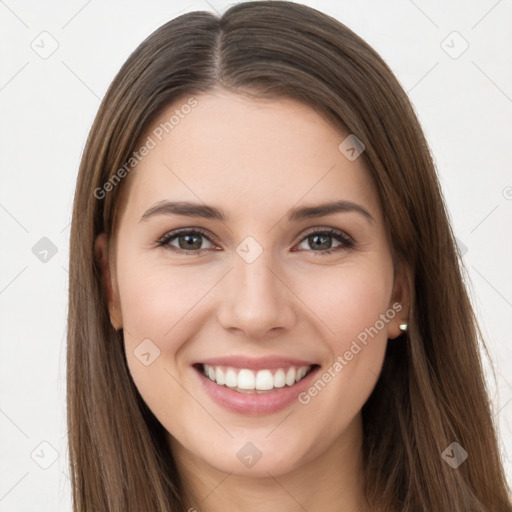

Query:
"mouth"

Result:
[[192, 361, 321, 415], [193, 363, 318, 394]]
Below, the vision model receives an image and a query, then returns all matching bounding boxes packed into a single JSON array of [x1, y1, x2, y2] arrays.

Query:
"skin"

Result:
[[95, 89, 409, 512]]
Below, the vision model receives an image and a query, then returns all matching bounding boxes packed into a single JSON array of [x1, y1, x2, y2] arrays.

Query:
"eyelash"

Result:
[[156, 227, 355, 256]]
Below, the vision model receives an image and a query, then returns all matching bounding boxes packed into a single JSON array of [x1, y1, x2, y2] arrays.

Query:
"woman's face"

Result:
[[96, 89, 408, 478]]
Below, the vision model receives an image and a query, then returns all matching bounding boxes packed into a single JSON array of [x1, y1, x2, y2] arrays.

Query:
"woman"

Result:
[[66, 1, 512, 510]]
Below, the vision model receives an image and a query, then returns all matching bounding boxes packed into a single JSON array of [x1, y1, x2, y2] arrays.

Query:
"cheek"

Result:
[[293, 260, 394, 410], [117, 252, 218, 344], [296, 259, 394, 346], [116, 253, 228, 414], [116, 261, 205, 430], [293, 262, 394, 428]]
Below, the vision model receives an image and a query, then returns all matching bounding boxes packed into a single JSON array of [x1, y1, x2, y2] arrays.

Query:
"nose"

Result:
[[215, 246, 296, 339]]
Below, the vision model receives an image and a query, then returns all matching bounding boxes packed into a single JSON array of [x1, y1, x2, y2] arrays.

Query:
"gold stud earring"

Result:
[[399, 322, 408, 332]]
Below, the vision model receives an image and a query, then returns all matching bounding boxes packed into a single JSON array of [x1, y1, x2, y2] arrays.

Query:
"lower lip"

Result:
[[193, 365, 320, 415]]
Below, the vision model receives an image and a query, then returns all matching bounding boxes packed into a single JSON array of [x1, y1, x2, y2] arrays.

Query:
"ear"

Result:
[[387, 262, 411, 340], [94, 233, 123, 330]]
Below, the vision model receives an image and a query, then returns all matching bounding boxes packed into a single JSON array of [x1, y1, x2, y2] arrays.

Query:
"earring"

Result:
[[399, 322, 408, 332]]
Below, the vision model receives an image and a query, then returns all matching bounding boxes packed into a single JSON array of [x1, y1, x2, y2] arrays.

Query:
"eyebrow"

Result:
[[139, 199, 374, 225]]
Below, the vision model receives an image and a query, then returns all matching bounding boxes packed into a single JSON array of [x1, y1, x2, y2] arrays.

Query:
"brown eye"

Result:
[[295, 228, 354, 255], [157, 229, 216, 254]]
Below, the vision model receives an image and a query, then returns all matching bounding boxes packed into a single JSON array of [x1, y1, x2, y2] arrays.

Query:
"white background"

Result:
[[1, 0, 511, 509]]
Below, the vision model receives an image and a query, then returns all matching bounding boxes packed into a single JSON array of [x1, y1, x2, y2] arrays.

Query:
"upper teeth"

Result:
[[202, 364, 312, 391]]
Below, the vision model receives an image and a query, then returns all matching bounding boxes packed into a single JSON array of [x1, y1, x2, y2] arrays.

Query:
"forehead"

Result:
[[118, 90, 381, 226]]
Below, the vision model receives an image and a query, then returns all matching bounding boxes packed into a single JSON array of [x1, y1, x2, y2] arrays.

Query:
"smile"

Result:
[[200, 364, 314, 394], [192, 359, 321, 415]]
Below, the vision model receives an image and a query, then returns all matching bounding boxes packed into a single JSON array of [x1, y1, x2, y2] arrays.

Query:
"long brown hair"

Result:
[[67, 1, 512, 510]]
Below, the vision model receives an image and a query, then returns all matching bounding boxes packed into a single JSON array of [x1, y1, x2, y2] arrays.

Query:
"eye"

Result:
[[157, 228, 217, 255], [293, 227, 354, 255], [156, 227, 354, 256]]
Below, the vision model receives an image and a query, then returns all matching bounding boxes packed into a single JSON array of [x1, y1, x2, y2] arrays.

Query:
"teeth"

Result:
[[238, 369, 256, 390], [255, 370, 274, 390], [296, 366, 308, 382], [202, 364, 312, 391], [273, 369, 286, 388], [215, 366, 225, 386], [285, 368, 296, 386], [225, 368, 237, 388]]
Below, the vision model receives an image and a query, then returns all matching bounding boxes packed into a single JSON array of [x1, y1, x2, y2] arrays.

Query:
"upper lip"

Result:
[[194, 356, 318, 371]]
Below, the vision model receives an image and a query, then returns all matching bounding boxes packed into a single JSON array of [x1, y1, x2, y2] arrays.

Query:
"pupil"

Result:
[[310, 234, 331, 250], [180, 234, 201, 250]]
